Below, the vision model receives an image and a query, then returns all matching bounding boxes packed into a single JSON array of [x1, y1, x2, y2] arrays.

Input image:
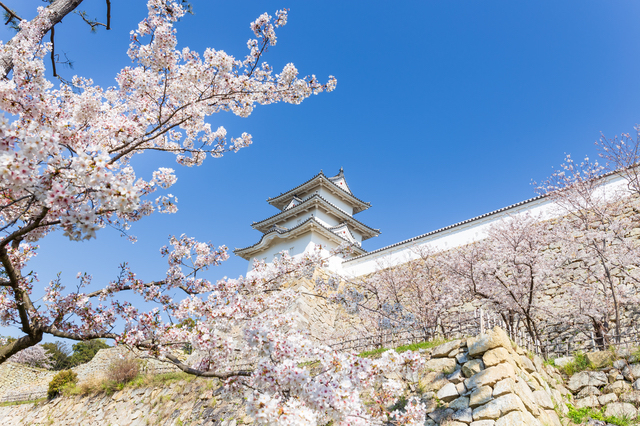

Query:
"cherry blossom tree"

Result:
[[7, 343, 52, 368], [441, 213, 558, 344], [538, 155, 640, 346], [345, 246, 459, 340], [0, 2, 428, 424]]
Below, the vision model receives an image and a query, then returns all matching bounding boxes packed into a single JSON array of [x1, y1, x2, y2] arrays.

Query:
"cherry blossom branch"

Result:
[[163, 353, 252, 378], [0, 0, 86, 78], [39, 325, 117, 341], [0, 207, 49, 248]]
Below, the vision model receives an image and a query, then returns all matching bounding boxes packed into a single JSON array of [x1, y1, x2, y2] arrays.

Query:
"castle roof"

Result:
[[252, 193, 380, 240], [267, 169, 371, 213], [234, 217, 368, 260]]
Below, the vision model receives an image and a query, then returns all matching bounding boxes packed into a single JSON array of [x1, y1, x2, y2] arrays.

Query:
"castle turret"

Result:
[[234, 169, 379, 271]]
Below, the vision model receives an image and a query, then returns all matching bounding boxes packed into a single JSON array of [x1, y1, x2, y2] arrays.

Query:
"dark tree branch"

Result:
[[1, 0, 86, 79], [0, 332, 43, 364], [163, 353, 252, 379], [39, 325, 118, 341], [75, 10, 107, 32], [50, 24, 57, 77], [106, 0, 111, 30], [0, 1, 22, 24]]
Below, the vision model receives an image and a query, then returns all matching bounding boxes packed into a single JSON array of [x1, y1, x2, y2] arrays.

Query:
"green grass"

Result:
[[62, 371, 206, 397], [358, 338, 449, 358], [560, 351, 593, 376], [0, 397, 46, 407], [566, 404, 635, 426]]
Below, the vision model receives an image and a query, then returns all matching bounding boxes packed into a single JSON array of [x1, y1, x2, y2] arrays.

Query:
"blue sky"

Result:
[[2, 1, 640, 338]]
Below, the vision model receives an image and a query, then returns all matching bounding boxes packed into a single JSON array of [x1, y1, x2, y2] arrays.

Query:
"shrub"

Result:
[[566, 404, 632, 426], [561, 351, 592, 376], [47, 370, 78, 399], [107, 356, 140, 384]]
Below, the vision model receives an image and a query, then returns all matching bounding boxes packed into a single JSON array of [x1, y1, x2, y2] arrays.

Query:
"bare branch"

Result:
[[75, 10, 107, 32], [0, 1, 22, 25], [39, 325, 118, 341], [50, 24, 57, 77], [106, 0, 111, 30]]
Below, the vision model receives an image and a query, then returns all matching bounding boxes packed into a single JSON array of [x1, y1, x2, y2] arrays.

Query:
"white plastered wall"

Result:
[[341, 174, 630, 278]]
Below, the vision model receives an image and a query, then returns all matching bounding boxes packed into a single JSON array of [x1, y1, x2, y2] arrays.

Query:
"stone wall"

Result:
[[0, 346, 180, 401], [0, 327, 570, 426], [4, 327, 640, 425], [0, 378, 244, 426], [416, 326, 566, 426]]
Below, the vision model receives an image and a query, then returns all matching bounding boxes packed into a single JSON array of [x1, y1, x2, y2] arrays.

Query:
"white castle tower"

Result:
[[234, 168, 379, 272]]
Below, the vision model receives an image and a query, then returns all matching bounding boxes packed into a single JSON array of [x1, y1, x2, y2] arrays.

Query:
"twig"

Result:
[[106, 0, 111, 30], [0, 1, 22, 25], [50, 25, 57, 77]]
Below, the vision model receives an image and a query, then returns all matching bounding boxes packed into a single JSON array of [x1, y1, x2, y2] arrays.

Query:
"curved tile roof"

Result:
[[344, 193, 549, 263], [234, 217, 368, 259], [252, 193, 380, 239], [267, 170, 371, 213]]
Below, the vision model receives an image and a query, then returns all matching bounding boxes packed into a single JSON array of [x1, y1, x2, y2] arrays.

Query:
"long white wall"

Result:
[[340, 173, 630, 278]]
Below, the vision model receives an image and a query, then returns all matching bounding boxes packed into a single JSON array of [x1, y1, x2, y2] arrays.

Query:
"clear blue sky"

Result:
[[2, 1, 640, 338]]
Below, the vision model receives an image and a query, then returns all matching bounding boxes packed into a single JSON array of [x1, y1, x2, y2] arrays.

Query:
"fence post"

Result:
[[480, 309, 485, 334], [590, 332, 596, 351]]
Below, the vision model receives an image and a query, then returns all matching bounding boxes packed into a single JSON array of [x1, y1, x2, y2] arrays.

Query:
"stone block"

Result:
[[437, 382, 460, 402], [566, 371, 607, 392], [532, 390, 554, 410], [470, 421, 496, 426], [604, 402, 638, 419], [622, 363, 640, 382], [603, 380, 631, 395], [553, 356, 574, 368], [492, 378, 516, 398], [420, 371, 450, 392], [470, 386, 493, 408], [620, 390, 640, 405], [496, 410, 542, 426], [452, 407, 473, 423], [432, 340, 462, 358], [463, 359, 485, 378], [456, 351, 469, 365], [426, 357, 458, 374], [513, 378, 540, 416], [585, 351, 615, 369], [575, 385, 601, 399], [532, 355, 544, 373], [598, 393, 618, 405], [465, 363, 515, 390], [613, 359, 627, 370], [537, 409, 562, 426], [482, 347, 512, 368], [428, 407, 454, 423], [448, 369, 465, 384], [467, 327, 513, 358], [473, 394, 526, 421], [449, 396, 470, 410], [519, 355, 536, 373], [574, 395, 600, 409]]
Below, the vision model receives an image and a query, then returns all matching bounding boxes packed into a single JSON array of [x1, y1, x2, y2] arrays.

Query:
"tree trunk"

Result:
[[1, 0, 85, 79]]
